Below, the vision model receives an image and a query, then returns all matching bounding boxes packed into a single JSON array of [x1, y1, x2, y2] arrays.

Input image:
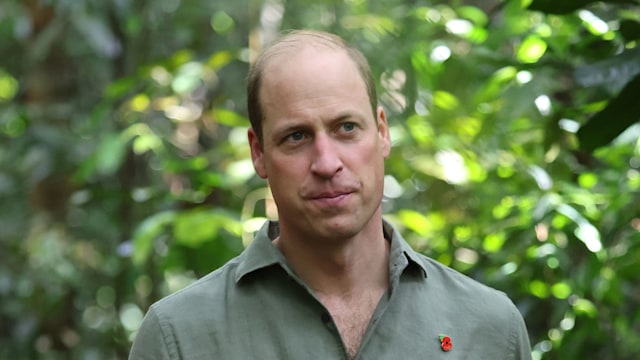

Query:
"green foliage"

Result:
[[1, 0, 640, 359]]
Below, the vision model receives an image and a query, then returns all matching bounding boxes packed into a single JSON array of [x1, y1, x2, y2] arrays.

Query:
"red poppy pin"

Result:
[[439, 335, 452, 352]]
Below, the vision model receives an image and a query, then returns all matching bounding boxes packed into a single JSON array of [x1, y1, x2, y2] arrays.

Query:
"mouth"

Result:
[[307, 190, 354, 208], [312, 191, 352, 200]]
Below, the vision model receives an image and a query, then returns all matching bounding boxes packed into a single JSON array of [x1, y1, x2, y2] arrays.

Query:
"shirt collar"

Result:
[[234, 221, 285, 283], [384, 220, 428, 279], [235, 219, 428, 283]]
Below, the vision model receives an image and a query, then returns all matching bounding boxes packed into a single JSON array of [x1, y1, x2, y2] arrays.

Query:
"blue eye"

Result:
[[342, 122, 356, 132], [288, 131, 305, 142]]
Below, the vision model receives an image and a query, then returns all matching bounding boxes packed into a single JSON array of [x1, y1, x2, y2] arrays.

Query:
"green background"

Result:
[[1, 0, 639, 358]]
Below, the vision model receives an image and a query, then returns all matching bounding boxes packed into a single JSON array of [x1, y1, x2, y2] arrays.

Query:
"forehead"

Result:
[[258, 46, 371, 131], [260, 45, 362, 94]]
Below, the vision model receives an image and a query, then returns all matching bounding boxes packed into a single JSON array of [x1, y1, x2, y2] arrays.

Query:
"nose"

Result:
[[310, 133, 343, 178]]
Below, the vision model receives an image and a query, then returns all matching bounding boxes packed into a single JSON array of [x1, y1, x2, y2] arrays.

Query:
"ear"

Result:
[[248, 128, 268, 179], [376, 106, 391, 158]]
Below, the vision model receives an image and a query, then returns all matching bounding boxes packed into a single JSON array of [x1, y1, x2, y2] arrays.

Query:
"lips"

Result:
[[311, 191, 353, 200], [305, 189, 355, 208]]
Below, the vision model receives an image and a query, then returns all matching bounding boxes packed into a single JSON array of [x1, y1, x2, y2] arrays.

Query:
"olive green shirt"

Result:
[[130, 220, 531, 359]]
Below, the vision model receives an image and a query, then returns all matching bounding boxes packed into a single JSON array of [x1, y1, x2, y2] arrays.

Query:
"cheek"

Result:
[[266, 154, 305, 181]]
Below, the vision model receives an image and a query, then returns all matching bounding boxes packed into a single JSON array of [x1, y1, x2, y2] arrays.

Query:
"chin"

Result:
[[316, 219, 363, 239]]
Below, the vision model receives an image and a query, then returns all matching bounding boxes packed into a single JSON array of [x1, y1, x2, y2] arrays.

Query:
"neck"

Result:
[[274, 217, 390, 297]]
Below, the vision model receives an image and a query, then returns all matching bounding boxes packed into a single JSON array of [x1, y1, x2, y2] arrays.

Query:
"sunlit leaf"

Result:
[[398, 210, 430, 237], [211, 108, 249, 127], [0, 70, 19, 102], [551, 282, 572, 299], [173, 209, 240, 248], [517, 35, 547, 63], [529, 279, 550, 298], [398, 210, 445, 237], [433, 90, 460, 110], [208, 50, 235, 70], [577, 173, 598, 189], [129, 94, 150, 112], [571, 297, 598, 317], [483, 232, 506, 253], [457, 6, 489, 27], [132, 133, 162, 154]]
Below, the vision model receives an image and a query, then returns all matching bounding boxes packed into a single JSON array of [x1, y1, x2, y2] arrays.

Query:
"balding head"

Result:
[[247, 30, 377, 143]]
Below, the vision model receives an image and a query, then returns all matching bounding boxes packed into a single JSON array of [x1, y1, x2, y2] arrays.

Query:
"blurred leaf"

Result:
[[457, 6, 489, 27], [104, 77, 137, 100], [551, 282, 572, 299], [577, 74, 640, 151], [94, 133, 129, 176], [210, 11, 235, 34], [483, 232, 506, 253], [517, 35, 547, 63], [0, 70, 19, 102], [528, 0, 632, 14], [573, 47, 640, 92], [572, 297, 598, 317], [340, 14, 397, 36], [208, 50, 235, 70], [211, 108, 249, 127], [619, 19, 640, 41], [172, 62, 205, 94], [173, 209, 241, 247], [398, 210, 445, 237], [398, 210, 429, 236], [529, 279, 550, 298], [433, 91, 459, 110], [132, 211, 176, 265], [72, 11, 120, 57]]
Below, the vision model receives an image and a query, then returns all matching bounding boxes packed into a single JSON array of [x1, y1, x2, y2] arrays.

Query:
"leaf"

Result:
[[398, 210, 430, 236], [208, 50, 235, 70], [573, 47, 640, 92], [483, 232, 506, 253], [527, 0, 631, 14], [172, 62, 205, 94], [72, 12, 120, 57], [211, 108, 249, 127], [433, 91, 459, 110], [94, 133, 129, 176], [173, 209, 240, 248], [131, 211, 176, 265], [577, 74, 640, 151], [104, 77, 137, 100], [0, 70, 19, 102], [619, 19, 640, 41], [572, 297, 598, 317], [517, 35, 547, 63]]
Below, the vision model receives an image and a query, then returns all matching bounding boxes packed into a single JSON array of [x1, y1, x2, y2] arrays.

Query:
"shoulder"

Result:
[[412, 253, 519, 319], [149, 256, 242, 319], [421, 254, 507, 296], [408, 254, 531, 358]]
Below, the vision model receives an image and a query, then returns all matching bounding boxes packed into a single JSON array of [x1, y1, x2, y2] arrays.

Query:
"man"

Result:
[[129, 30, 532, 359]]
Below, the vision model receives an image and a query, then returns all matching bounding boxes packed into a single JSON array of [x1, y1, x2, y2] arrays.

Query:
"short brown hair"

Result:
[[246, 30, 377, 143]]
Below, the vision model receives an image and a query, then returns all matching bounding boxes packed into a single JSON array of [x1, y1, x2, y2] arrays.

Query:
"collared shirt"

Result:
[[129, 220, 532, 359]]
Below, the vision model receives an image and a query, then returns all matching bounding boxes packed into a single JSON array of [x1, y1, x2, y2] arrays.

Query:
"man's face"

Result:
[[248, 46, 391, 242]]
